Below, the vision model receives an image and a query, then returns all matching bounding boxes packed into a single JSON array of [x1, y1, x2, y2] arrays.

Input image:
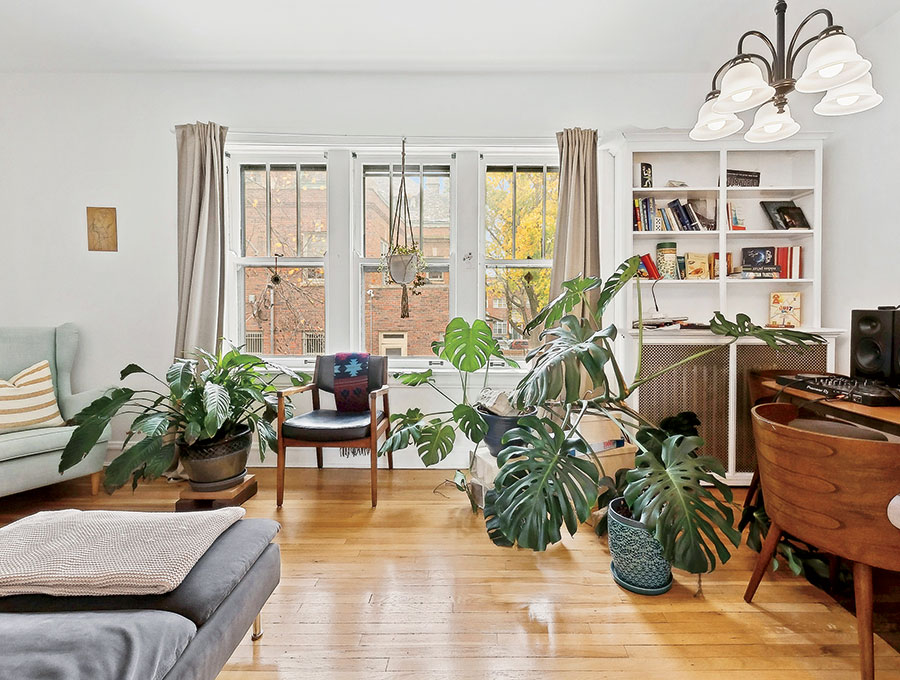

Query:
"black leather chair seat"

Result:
[[282, 409, 385, 442]]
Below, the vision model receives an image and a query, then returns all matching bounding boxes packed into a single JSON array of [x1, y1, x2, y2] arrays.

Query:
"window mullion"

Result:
[[296, 165, 302, 257], [265, 164, 272, 257]]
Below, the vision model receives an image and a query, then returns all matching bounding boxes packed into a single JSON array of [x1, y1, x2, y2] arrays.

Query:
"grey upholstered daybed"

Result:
[[0, 518, 280, 680]]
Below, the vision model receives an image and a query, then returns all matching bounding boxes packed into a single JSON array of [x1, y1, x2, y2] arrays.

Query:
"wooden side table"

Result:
[[175, 474, 257, 512]]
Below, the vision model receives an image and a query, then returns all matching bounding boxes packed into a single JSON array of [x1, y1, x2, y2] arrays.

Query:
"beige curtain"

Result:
[[551, 128, 600, 299], [174, 121, 228, 359]]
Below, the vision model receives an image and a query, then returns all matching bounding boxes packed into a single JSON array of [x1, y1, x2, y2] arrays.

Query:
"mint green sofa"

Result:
[[0, 324, 110, 497]]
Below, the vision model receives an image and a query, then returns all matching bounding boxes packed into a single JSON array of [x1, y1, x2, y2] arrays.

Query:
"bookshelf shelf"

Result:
[[611, 131, 834, 484], [726, 229, 814, 238]]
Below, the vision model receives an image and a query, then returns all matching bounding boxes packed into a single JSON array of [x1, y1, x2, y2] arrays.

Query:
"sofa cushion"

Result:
[[282, 408, 384, 442], [0, 518, 280, 627], [0, 610, 196, 680], [0, 360, 65, 434], [0, 424, 110, 464]]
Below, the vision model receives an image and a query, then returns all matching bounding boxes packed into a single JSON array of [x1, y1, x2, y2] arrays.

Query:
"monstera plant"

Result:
[[380, 318, 519, 494], [487, 255, 824, 580]]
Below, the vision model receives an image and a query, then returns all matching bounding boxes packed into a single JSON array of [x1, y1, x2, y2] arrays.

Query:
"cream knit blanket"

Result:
[[0, 507, 245, 596]]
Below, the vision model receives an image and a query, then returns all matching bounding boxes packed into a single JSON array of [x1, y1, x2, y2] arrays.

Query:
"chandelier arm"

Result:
[[786, 8, 836, 76], [737, 31, 778, 65]]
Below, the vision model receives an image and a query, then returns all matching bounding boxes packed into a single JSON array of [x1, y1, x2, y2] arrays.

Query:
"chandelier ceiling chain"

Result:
[[691, 0, 882, 143]]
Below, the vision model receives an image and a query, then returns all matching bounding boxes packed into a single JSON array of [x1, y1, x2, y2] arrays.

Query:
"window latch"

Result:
[[428, 360, 443, 366]]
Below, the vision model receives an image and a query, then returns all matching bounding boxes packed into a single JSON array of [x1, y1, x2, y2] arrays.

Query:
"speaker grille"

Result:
[[637, 344, 730, 468], [735, 344, 828, 473]]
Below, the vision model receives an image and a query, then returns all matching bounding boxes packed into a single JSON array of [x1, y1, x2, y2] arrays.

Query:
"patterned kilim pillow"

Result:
[[0, 360, 65, 433]]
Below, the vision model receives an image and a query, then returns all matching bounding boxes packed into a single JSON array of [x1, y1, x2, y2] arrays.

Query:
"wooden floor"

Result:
[[4, 468, 900, 679]]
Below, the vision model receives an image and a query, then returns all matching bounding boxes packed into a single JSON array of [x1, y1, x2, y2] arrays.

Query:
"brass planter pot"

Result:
[[179, 425, 252, 491]]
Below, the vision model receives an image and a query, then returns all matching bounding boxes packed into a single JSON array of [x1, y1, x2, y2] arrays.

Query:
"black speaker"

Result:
[[850, 308, 898, 385]]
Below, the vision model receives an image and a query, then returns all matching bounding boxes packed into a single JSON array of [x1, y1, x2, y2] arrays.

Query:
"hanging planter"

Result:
[[383, 138, 426, 318]]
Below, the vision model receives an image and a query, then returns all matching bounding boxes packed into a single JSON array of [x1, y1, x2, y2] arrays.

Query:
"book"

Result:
[[727, 202, 745, 230], [778, 205, 811, 230], [769, 291, 802, 328], [708, 252, 720, 278], [685, 252, 709, 279], [760, 200, 796, 230], [665, 206, 681, 232], [677, 255, 686, 280], [633, 199, 642, 231], [742, 247, 780, 277], [687, 199, 716, 230], [685, 203, 703, 230], [726, 169, 761, 187], [667, 199, 694, 231], [639, 253, 661, 279]]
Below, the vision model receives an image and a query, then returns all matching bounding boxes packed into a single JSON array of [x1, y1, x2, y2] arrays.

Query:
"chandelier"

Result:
[[690, 0, 882, 143]]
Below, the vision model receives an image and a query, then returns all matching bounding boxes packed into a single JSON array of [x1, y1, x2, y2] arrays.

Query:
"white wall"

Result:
[[1, 33, 898, 465]]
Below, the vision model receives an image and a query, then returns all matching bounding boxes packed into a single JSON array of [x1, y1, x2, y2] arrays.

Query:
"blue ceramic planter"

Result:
[[478, 407, 536, 457], [607, 496, 673, 595]]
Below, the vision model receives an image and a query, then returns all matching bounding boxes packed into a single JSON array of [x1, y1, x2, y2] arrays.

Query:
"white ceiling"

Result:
[[0, 0, 896, 74]]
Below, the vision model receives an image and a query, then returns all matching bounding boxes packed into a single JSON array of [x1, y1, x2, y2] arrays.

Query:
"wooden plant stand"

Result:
[[175, 474, 257, 512]]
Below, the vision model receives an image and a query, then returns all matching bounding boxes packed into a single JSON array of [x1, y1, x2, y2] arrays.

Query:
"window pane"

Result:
[[363, 265, 449, 357], [514, 168, 543, 259], [422, 169, 451, 258], [484, 266, 552, 357], [364, 167, 391, 258], [270, 165, 297, 257], [545, 169, 560, 256], [485, 167, 514, 259], [299, 166, 327, 257], [364, 164, 450, 260], [241, 165, 268, 257], [243, 265, 325, 356]]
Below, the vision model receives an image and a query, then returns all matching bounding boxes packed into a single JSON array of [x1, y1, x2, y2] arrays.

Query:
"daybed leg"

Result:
[[251, 614, 263, 641], [90, 471, 101, 496]]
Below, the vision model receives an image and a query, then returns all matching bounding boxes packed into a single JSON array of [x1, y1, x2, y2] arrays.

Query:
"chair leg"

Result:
[[853, 562, 875, 680], [370, 443, 378, 508], [744, 468, 760, 509], [251, 614, 263, 641], [90, 471, 101, 496], [744, 521, 783, 603], [276, 438, 286, 508], [316, 447, 323, 469], [387, 449, 394, 470], [829, 554, 841, 592]]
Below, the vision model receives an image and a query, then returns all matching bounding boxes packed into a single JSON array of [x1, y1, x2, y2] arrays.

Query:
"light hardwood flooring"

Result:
[[3, 468, 900, 679]]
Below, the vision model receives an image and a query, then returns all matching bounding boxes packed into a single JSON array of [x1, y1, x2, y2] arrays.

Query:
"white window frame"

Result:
[[224, 142, 558, 373]]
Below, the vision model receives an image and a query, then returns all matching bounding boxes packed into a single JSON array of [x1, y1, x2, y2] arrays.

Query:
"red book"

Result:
[[640, 253, 661, 279]]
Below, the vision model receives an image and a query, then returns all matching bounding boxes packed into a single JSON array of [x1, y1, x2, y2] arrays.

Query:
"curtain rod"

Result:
[[168, 128, 561, 142]]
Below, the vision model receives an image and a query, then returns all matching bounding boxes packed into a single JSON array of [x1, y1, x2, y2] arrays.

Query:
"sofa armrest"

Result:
[[60, 387, 111, 422]]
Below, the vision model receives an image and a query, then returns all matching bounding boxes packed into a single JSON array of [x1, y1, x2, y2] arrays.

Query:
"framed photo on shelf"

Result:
[[760, 200, 796, 230], [777, 205, 811, 230]]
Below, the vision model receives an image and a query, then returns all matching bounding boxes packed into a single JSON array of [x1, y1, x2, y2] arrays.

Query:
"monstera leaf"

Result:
[[513, 317, 615, 408], [416, 419, 457, 466], [490, 415, 600, 551], [437, 318, 496, 372], [594, 256, 641, 320], [523, 274, 601, 335], [624, 435, 741, 574], [393, 369, 434, 386], [452, 404, 489, 443], [380, 408, 426, 454], [709, 312, 824, 351]]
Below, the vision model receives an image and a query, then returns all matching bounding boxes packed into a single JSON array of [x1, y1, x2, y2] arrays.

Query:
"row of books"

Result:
[[633, 198, 716, 232], [738, 246, 803, 279], [638, 252, 723, 280]]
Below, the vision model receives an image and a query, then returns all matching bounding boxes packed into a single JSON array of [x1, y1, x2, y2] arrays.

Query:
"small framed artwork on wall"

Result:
[[86, 207, 118, 251]]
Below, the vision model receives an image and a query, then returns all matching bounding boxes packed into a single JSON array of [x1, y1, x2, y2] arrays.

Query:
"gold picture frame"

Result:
[[86, 207, 118, 252]]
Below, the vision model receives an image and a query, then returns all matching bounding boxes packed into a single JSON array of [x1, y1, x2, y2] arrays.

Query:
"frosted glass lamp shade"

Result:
[[796, 33, 871, 93], [813, 72, 883, 115], [690, 98, 743, 140], [713, 61, 776, 113], [744, 102, 800, 143]]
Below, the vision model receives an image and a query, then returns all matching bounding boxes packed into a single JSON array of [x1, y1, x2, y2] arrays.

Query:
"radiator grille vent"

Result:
[[638, 345, 730, 467], [734, 344, 828, 473]]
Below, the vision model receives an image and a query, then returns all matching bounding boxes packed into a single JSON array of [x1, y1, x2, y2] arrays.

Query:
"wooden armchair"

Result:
[[747, 402, 900, 680], [275, 355, 391, 508]]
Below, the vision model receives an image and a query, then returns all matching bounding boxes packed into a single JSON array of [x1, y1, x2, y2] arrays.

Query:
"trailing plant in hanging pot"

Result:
[[384, 138, 426, 318]]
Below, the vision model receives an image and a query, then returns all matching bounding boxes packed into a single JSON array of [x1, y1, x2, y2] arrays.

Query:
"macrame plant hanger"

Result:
[[387, 138, 419, 318]]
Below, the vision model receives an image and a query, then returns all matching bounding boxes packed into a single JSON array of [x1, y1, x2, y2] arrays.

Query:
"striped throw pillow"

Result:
[[0, 361, 65, 433]]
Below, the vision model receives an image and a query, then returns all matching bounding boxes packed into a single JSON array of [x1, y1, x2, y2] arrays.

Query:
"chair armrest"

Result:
[[277, 383, 317, 400], [60, 387, 112, 422], [275, 383, 317, 425], [369, 386, 389, 405]]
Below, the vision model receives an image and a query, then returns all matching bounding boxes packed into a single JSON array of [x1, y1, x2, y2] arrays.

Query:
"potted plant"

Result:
[[486, 256, 824, 591], [380, 317, 530, 502], [59, 344, 309, 493], [385, 244, 425, 286]]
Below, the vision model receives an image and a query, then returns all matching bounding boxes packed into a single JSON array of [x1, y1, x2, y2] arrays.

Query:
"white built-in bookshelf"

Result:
[[608, 131, 842, 483]]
